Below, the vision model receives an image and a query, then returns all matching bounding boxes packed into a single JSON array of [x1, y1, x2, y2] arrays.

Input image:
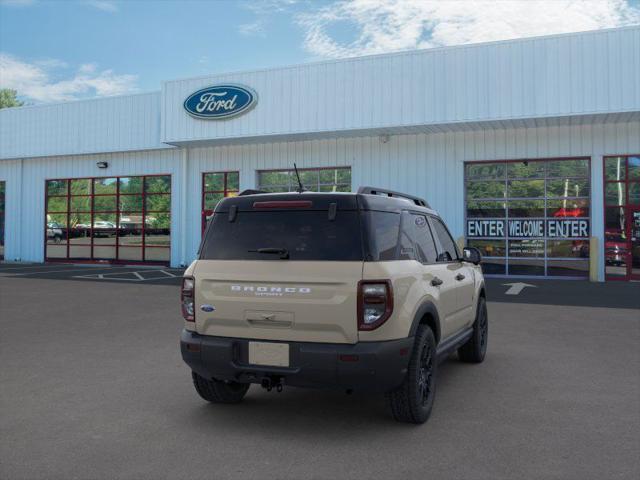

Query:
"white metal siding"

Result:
[[163, 27, 640, 144], [0, 149, 184, 265], [0, 159, 22, 261], [1, 121, 638, 278], [183, 121, 640, 279], [0, 92, 168, 160]]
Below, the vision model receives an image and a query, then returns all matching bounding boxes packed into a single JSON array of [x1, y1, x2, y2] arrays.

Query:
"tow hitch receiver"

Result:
[[261, 376, 284, 392]]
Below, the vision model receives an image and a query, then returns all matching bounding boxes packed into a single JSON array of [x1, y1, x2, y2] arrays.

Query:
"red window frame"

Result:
[[603, 155, 640, 281], [44, 174, 171, 265], [201, 171, 239, 233]]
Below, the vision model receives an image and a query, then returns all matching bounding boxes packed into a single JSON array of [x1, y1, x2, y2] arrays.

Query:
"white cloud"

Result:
[[297, 0, 640, 59], [0, 53, 138, 103], [83, 0, 118, 13], [242, 0, 299, 15], [78, 63, 97, 74], [34, 58, 69, 69], [238, 19, 266, 36], [238, 0, 299, 36]]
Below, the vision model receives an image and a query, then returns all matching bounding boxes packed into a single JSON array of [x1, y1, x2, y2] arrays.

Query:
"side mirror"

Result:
[[462, 247, 482, 265]]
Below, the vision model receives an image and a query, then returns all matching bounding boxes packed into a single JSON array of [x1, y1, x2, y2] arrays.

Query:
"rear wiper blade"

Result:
[[248, 247, 290, 259]]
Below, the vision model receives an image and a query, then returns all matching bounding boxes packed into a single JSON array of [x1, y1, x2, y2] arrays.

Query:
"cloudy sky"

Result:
[[1, 0, 639, 104]]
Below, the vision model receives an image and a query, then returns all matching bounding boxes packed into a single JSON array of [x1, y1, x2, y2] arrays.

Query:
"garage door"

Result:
[[45, 175, 171, 264]]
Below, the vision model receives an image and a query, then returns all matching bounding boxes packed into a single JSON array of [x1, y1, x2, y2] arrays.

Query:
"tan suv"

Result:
[[180, 187, 487, 424]]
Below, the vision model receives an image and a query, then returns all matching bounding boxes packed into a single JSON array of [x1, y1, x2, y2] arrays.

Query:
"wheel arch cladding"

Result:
[[409, 302, 441, 344]]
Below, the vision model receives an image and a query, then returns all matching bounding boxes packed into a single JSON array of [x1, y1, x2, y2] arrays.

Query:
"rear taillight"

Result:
[[357, 280, 393, 331], [181, 276, 195, 322]]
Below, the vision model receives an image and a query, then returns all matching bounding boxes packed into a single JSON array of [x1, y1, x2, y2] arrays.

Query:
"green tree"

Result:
[[0, 89, 24, 109]]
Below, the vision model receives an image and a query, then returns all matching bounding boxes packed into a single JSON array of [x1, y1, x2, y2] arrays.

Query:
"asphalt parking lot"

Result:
[[0, 264, 639, 480], [0, 263, 184, 285]]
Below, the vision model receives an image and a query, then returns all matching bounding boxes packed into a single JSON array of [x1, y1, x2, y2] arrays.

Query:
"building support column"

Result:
[[17, 158, 23, 262], [590, 154, 604, 282], [239, 168, 255, 192], [180, 148, 188, 267]]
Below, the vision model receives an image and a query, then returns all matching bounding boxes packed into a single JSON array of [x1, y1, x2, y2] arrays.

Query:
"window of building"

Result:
[[45, 175, 171, 264], [465, 158, 591, 277], [0, 181, 5, 260], [603, 155, 640, 280], [257, 167, 351, 193], [201, 171, 239, 231]]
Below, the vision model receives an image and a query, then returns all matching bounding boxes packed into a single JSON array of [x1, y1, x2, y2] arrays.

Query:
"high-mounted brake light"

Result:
[[357, 280, 393, 331], [181, 276, 195, 322], [253, 200, 313, 209]]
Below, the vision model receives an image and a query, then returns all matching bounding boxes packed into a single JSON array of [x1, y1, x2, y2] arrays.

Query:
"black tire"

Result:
[[458, 296, 488, 363], [385, 325, 437, 424], [191, 372, 250, 404]]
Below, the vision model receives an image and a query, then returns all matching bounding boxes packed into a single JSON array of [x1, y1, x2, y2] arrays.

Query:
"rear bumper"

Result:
[[180, 329, 413, 393]]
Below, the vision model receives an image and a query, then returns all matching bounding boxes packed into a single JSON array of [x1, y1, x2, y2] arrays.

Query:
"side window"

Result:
[[397, 212, 438, 263], [430, 217, 459, 262], [412, 214, 438, 263], [366, 211, 401, 261], [398, 213, 416, 261]]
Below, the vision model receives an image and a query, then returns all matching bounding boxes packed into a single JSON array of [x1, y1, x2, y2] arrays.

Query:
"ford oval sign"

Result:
[[183, 84, 257, 120]]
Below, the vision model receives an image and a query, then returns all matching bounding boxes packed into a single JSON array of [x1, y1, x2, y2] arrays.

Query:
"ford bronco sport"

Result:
[[180, 186, 487, 424]]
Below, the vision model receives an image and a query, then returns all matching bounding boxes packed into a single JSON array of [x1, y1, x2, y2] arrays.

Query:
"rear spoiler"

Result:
[[239, 189, 267, 196]]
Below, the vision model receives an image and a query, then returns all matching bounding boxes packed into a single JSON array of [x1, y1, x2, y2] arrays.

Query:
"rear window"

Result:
[[200, 210, 363, 261]]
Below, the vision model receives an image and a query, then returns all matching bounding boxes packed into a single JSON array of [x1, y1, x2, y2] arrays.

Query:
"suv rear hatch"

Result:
[[194, 195, 363, 344]]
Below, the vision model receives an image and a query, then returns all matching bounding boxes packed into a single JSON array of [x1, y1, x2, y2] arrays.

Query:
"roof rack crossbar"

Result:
[[357, 186, 430, 208]]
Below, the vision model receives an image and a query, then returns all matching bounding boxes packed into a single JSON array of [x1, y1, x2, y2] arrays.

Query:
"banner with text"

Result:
[[466, 219, 590, 238]]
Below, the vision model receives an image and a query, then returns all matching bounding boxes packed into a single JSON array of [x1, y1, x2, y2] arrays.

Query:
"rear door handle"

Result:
[[455, 273, 466, 281], [431, 277, 443, 286]]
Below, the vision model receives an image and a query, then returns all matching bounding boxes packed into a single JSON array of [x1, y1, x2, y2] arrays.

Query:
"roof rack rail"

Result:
[[238, 189, 268, 196], [357, 186, 430, 208]]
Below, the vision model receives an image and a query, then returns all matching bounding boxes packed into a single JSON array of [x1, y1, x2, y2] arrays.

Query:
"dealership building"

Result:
[[1, 26, 639, 281]]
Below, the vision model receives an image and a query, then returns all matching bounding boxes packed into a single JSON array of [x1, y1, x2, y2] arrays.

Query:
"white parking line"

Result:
[[159, 270, 179, 277], [72, 269, 179, 282]]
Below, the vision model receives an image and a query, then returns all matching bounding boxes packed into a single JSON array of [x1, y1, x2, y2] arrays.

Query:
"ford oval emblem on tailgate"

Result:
[[200, 305, 215, 312]]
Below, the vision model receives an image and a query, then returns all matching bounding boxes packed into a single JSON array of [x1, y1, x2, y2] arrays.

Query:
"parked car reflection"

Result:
[[605, 231, 627, 266], [46, 222, 64, 243]]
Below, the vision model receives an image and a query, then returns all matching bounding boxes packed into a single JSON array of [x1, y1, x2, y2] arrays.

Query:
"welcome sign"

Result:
[[184, 84, 257, 119], [467, 219, 590, 238]]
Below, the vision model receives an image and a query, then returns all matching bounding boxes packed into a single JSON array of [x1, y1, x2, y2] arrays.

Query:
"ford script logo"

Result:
[[200, 304, 215, 312], [183, 84, 257, 120]]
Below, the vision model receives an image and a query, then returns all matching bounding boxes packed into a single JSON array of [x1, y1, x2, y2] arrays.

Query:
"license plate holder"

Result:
[[248, 341, 290, 367]]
